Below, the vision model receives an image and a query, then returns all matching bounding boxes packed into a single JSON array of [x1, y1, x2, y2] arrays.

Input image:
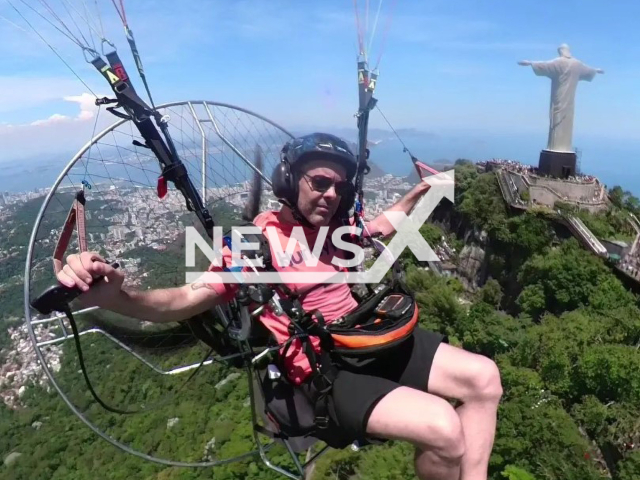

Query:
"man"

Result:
[[57, 133, 502, 480]]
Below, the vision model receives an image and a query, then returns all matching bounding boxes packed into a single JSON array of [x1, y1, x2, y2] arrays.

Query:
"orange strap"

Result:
[[53, 190, 88, 275], [331, 304, 419, 350]]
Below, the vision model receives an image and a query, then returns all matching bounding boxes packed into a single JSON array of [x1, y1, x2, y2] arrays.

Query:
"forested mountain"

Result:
[[1, 162, 639, 480]]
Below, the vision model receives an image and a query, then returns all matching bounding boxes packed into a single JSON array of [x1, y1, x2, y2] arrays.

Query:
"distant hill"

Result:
[[369, 128, 439, 143], [404, 158, 455, 183], [366, 160, 386, 178], [341, 141, 386, 179], [298, 127, 439, 147]]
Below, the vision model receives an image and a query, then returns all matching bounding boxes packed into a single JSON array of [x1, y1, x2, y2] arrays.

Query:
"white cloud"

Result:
[[30, 113, 69, 126], [0, 92, 112, 163], [0, 76, 82, 114], [64, 93, 99, 121], [6, 93, 99, 127]]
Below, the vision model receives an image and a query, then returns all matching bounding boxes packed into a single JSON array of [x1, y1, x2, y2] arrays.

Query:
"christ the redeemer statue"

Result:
[[519, 44, 604, 153]]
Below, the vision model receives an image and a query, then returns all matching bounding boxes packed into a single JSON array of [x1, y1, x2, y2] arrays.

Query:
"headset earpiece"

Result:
[[335, 183, 356, 221], [271, 158, 298, 208]]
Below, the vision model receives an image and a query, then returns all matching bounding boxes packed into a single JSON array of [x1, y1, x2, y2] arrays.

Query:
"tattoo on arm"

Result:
[[190, 282, 215, 291]]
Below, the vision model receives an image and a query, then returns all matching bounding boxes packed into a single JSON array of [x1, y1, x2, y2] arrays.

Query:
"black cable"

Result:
[[63, 305, 216, 414]]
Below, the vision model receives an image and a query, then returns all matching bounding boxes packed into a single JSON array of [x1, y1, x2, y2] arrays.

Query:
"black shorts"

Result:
[[317, 327, 448, 445]]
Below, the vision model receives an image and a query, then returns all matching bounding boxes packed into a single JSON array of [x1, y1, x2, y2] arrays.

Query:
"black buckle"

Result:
[[95, 96, 118, 106], [315, 415, 329, 429], [162, 161, 188, 181]]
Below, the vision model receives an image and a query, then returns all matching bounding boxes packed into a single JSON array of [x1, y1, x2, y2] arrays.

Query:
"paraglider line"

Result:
[[373, 0, 398, 70], [375, 104, 439, 178], [109, 0, 127, 26], [14, 0, 86, 51], [61, 0, 110, 51], [375, 103, 412, 156], [57, 0, 95, 53], [353, 0, 365, 57], [7, 0, 98, 96], [82, 104, 102, 188], [367, 0, 383, 56]]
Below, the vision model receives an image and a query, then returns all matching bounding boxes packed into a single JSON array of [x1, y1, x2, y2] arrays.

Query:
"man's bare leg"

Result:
[[366, 386, 466, 480], [427, 344, 503, 480]]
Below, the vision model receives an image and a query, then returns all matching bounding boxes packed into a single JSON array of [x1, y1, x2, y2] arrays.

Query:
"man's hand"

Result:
[[56, 251, 124, 309], [417, 177, 434, 193], [55, 252, 228, 323], [366, 176, 434, 237], [518, 60, 532, 66]]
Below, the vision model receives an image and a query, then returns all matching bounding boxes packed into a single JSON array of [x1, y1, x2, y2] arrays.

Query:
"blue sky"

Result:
[[1, 0, 639, 189]]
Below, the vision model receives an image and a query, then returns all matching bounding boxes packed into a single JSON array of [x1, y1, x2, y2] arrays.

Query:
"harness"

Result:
[[224, 226, 419, 448]]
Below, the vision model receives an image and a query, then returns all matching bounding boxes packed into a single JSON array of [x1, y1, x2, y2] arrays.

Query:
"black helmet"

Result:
[[282, 132, 357, 179], [271, 133, 357, 220]]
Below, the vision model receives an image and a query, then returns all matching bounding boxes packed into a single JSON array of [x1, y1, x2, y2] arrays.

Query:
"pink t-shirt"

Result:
[[207, 210, 387, 384]]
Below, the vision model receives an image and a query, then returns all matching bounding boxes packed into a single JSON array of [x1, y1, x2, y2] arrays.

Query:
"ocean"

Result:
[[367, 131, 640, 195], [2, 132, 639, 197]]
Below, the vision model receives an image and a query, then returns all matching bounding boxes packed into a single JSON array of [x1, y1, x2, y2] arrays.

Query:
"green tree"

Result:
[[478, 278, 504, 308], [617, 451, 640, 480], [609, 186, 624, 209], [492, 394, 602, 480], [501, 465, 537, 480], [406, 266, 464, 335], [516, 284, 546, 320], [456, 301, 528, 358], [453, 160, 479, 205], [575, 345, 640, 405], [516, 239, 610, 318], [458, 173, 509, 237]]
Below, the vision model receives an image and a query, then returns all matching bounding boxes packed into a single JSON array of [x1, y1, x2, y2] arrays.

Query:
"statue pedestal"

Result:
[[538, 149, 577, 178]]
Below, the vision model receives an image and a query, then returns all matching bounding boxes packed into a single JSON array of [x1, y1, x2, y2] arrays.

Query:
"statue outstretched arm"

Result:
[[518, 60, 532, 66], [580, 63, 603, 81]]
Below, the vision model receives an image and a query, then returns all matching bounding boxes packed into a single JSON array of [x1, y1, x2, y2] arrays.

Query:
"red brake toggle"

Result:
[[413, 159, 440, 180], [157, 176, 168, 198]]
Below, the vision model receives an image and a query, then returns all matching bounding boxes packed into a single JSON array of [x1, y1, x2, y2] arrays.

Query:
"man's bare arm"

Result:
[[108, 282, 226, 323], [59, 252, 232, 323], [367, 181, 432, 236]]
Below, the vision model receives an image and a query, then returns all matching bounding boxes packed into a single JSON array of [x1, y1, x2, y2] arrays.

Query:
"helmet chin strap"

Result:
[[280, 200, 315, 229], [293, 208, 315, 229]]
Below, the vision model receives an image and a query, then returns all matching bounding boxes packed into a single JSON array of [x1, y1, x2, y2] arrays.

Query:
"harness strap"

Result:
[[105, 50, 135, 91], [304, 339, 336, 429], [53, 190, 88, 275], [284, 309, 338, 430]]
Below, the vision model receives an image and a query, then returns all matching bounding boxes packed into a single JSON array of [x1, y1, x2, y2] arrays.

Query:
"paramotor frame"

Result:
[[22, 100, 337, 478]]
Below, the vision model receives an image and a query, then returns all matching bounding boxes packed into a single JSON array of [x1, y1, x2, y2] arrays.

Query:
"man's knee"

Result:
[[420, 406, 466, 462], [467, 356, 503, 403]]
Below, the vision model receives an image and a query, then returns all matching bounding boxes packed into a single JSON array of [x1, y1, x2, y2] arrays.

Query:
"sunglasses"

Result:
[[303, 174, 353, 196]]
